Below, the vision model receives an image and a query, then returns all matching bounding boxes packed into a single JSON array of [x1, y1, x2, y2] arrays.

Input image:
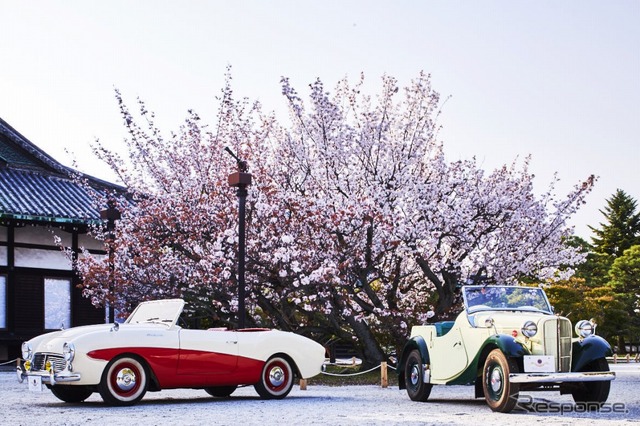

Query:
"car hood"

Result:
[[27, 323, 170, 353], [469, 310, 559, 331]]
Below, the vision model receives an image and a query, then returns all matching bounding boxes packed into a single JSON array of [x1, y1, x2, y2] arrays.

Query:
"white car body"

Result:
[[18, 299, 326, 405]]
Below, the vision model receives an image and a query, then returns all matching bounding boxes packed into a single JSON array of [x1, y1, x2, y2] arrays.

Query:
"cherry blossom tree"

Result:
[[270, 72, 595, 363], [75, 78, 270, 323], [73, 71, 595, 367]]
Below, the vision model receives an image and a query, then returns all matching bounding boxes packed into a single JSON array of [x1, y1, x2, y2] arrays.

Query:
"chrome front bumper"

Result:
[[509, 371, 615, 384], [17, 366, 81, 385]]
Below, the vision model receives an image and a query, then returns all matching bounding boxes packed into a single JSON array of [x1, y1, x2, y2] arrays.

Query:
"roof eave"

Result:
[[0, 213, 102, 226]]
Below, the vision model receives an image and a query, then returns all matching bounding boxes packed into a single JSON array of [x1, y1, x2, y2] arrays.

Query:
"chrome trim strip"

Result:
[[509, 371, 615, 384]]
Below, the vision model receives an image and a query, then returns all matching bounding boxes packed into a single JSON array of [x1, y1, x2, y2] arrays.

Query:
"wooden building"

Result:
[[0, 118, 119, 362]]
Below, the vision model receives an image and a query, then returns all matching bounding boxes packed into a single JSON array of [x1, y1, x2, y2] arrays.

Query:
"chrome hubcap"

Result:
[[115, 367, 137, 392], [490, 368, 502, 393], [410, 365, 420, 386], [268, 366, 285, 387]]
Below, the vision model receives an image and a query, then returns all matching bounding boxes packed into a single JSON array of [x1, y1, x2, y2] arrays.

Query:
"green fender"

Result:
[[483, 334, 530, 357], [572, 335, 613, 372], [397, 336, 429, 390], [448, 334, 529, 386]]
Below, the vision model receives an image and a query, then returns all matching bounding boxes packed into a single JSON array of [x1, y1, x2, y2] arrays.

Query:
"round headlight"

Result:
[[575, 320, 594, 338], [63, 342, 75, 363], [21, 342, 33, 361], [521, 321, 538, 338]]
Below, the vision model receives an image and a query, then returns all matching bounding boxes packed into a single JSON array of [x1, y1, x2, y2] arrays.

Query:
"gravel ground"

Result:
[[1, 363, 638, 426]]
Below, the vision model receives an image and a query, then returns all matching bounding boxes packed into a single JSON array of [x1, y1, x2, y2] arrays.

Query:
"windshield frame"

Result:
[[125, 299, 185, 326]]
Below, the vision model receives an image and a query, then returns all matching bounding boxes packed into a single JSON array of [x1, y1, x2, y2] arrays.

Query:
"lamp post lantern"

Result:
[[225, 147, 252, 329]]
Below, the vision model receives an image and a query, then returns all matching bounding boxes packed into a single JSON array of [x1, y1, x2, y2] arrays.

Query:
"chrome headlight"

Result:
[[63, 342, 75, 363], [21, 342, 33, 361], [521, 321, 538, 338], [575, 319, 594, 338]]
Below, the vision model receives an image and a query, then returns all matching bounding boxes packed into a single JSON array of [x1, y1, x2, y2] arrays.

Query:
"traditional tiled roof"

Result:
[[0, 117, 122, 224]]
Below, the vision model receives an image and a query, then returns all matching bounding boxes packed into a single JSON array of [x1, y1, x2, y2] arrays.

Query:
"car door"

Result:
[[177, 329, 239, 375], [428, 326, 469, 381]]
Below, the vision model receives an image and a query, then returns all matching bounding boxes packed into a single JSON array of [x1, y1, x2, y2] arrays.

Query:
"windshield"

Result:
[[125, 299, 185, 326], [463, 286, 552, 314]]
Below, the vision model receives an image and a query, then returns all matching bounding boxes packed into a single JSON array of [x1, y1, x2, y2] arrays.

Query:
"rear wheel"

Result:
[[254, 356, 294, 399], [404, 349, 432, 402], [205, 385, 237, 398], [98, 356, 148, 406], [49, 385, 93, 403], [571, 357, 610, 408], [482, 349, 520, 413]]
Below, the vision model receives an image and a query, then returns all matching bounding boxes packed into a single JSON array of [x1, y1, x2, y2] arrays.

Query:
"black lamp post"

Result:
[[100, 200, 121, 324], [225, 147, 252, 329]]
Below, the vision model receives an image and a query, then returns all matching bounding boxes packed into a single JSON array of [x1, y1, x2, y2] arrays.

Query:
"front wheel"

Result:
[[482, 349, 520, 413], [571, 357, 611, 407], [98, 356, 148, 406], [404, 349, 432, 402], [254, 356, 294, 399], [49, 385, 93, 403]]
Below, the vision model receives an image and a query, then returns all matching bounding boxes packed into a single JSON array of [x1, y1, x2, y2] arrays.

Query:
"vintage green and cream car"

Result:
[[398, 285, 615, 412]]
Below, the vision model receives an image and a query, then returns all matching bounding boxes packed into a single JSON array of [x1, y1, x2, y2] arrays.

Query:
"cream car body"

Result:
[[398, 285, 615, 412]]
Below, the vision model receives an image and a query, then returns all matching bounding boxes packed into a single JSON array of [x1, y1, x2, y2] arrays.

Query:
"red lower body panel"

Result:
[[87, 347, 264, 388]]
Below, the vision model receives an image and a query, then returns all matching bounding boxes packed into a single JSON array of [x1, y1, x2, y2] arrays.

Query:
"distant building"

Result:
[[0, 118, 120, 362]]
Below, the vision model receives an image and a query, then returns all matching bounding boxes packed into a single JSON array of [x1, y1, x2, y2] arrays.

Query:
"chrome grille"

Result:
[[542, 318, 572, 372], [559, 318, 572, 372], [32, 353, 66, 373]]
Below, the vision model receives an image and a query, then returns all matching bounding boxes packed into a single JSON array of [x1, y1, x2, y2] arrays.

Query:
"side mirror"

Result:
[[485, 317, 498, 335]]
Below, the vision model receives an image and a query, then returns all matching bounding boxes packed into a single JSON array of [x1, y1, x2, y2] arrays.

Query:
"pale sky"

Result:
[[1, 0, 638, 239]]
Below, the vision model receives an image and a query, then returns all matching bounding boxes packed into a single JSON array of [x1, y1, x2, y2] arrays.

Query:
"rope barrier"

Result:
[[320, 362, 396, 376], [321, 364, 381, 377], [0, 358, 19, 366], [319, 361, 396, 388]]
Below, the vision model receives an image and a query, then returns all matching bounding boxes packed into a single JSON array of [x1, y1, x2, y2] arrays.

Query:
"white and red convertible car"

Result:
[[17, 299, 326, 405]]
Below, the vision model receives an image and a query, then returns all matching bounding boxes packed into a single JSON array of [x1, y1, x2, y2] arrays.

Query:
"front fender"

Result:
[[481, 334, 529, 358], [448, 334, 529, 386], [572, 335, 613, 372], [397, 336, 430, 389]]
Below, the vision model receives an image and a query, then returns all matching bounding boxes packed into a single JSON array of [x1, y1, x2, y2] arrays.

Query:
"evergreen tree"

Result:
[[545, 277, 626, 342], [608, 245, 640, 351], [566, 236, 612, 287], [589, 189, 640, 257]]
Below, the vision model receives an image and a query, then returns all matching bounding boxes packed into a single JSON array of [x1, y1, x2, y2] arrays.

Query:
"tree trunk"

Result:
[[414, 254, 460, 320], [618, 335, 627, 354], [347, 316, 386, 369]]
